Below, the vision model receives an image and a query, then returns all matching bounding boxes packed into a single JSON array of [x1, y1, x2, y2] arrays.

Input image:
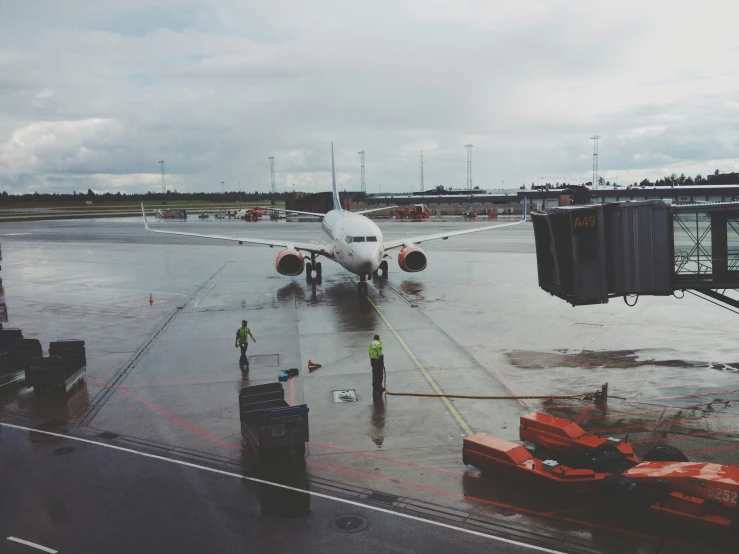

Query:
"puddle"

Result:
[[508, 349, 700, 370]]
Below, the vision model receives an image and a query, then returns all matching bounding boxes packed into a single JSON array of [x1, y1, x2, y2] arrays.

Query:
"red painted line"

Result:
[[125, 377, 254, 388], [587, 407, 683, 421], [575, 405, 593, 425], [685, 443, 739, 456], [530, 404, 584, 409], [113, 387, 244, 451], [87, 378, 243, 452], [471, 345, 528, 409], [615, 382, 715, 395], [308, 441, 479, 479], [628, 388, 739, 404], [588, 412, 739, 434], [506, 365, 696, 384], [630, 428, 739, 445]]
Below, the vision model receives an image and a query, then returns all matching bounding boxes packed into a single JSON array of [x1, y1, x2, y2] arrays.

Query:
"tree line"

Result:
[[0, 189, 288, 205], [532, 171, 739, 190]]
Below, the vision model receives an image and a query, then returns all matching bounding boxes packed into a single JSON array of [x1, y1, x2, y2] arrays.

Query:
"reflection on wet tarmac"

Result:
[[3, 384, 91, 422], [259, 464, 311, 518], [0, 278, 8, 322], [399, 279, 425, 300], [323, 282, 379, 332], [370, 395, 386, 447]]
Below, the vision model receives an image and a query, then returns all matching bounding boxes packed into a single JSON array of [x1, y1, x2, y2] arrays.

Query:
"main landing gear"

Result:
[[374, 260, 389, 279], [306, 253, 322, 284]]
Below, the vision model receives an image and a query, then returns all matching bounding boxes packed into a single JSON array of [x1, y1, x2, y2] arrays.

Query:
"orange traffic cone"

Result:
[[307, 360, 322, 370], [149, 294, 154, 305]]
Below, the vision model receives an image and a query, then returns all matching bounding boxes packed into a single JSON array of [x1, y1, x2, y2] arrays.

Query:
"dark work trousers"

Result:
[[371, 357, 384, 392], [239, 343, 248, 363]]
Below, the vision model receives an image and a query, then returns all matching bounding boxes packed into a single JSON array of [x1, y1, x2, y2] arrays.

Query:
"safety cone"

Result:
[[307, 360, 322, 370], [149, 294, 154, 306]]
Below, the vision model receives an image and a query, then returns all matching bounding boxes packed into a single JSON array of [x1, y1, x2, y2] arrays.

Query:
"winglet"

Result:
[[331, 142, 342, 211], [521, 196, 527, 222], [141, 203, 150, 231]]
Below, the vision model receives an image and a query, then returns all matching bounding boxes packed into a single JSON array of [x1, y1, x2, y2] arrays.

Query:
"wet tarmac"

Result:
[[1, 216, 738, 553]]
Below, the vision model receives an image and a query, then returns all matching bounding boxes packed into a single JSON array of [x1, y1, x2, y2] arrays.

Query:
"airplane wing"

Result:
[[382, 204, 527, 251], [141, 205, 332, 257], [356, 206, 397, 215]]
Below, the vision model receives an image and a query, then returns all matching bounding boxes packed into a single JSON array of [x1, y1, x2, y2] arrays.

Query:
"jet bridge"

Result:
[[532, 200, 739, 309]]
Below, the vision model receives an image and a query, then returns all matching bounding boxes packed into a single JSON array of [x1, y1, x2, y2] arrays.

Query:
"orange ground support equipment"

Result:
[[519, 412, 638, 462], [623, 462, 739, 532], [465, 412, 739, 535], [463, 433, 612, 493], [396, 204, 430, 220]]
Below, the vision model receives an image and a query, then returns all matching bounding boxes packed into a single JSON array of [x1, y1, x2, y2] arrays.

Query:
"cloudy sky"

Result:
[[1, 0, 738, 194]]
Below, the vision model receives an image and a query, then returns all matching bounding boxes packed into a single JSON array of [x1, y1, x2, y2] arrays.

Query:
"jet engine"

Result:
[[397, 246, 427, 272], [275, 249, 305, 276]]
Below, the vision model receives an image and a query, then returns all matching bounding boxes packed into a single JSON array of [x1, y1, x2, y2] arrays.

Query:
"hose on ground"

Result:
[[382, 367, 598, 401]]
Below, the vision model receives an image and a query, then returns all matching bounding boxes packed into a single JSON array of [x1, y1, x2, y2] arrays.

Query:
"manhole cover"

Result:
[[330, 515, 368, 533], [333, 390, 357, 403]]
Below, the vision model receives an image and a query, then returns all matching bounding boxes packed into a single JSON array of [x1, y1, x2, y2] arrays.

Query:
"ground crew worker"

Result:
[[235, 320, 256, 366], [369, 334, 384, 394]]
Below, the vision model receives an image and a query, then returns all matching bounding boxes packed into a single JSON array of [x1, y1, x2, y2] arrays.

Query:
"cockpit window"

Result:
[[353, 236, 366, 242], [366, 236, 377, 242]]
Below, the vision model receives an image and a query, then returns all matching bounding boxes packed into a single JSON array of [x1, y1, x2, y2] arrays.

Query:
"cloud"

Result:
[[1, 0, 738, 194]]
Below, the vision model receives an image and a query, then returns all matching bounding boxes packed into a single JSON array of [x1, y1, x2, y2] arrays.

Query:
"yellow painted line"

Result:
[[364, 294, 473, 436]]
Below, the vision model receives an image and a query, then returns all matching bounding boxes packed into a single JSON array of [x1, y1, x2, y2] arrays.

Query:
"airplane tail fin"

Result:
[[141, 203, 150, 230], [331, 142, 342, 211]]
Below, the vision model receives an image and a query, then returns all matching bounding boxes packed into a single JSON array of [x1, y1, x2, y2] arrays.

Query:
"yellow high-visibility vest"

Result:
[[238, 327, 250, 344], [369, 340, 383, 359]]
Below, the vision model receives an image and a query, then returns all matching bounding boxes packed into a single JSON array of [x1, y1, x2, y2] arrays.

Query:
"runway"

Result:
[[1, 215, 738, 552]]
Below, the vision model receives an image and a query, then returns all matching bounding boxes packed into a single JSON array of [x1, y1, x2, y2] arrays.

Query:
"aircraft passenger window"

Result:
[[345, 236, 352, 244], [366, 236, 377, 242], [353, 237, 366, 242]]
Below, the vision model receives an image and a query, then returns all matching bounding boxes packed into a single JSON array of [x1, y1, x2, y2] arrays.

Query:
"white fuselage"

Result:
[[321, 210, 385, 276]]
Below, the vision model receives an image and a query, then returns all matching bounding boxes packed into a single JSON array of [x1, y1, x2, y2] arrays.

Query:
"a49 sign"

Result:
[[572, 210, 597, 235]]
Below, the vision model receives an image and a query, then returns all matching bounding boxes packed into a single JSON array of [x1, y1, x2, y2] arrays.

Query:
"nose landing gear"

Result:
[[357, 276, 369, 295]]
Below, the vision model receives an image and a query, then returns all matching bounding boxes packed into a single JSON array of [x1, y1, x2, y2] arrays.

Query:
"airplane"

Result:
[[142, 143, 527, 293]]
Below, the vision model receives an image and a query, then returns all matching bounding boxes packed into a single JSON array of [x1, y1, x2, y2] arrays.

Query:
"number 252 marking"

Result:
[[708, 488, 738, 504]]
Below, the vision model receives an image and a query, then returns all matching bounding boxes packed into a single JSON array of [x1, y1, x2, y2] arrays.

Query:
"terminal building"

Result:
[[365, 182, 739, 215], [285, 173, 739, 216]]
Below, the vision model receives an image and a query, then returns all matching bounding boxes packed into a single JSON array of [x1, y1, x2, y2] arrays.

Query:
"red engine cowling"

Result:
[[275, 249, 305, 276], [398, 246, 427, 272]]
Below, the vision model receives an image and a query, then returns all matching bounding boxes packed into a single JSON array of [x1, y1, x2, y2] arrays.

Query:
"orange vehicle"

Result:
[[464, 412, 739, 535], [396, 204, 430, 220]]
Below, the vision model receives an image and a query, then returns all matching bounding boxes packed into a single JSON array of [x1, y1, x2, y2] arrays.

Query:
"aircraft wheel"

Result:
[[306, 262, 313, 275], [379, 260, 389, 278], [315, 262, 322, 277], [642, 445, 688, 462]]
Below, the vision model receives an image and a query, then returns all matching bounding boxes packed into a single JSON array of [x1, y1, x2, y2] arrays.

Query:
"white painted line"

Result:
[[7, 537, 58, 553], [0, 422, 566, 554]]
